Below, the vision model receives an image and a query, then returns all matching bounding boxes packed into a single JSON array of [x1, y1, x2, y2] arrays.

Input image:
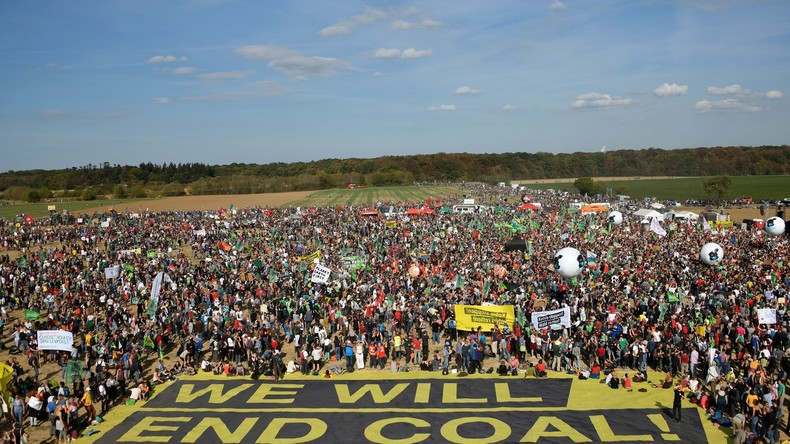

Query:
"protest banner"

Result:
[[455, 305, 514, 331], [757, 308, 777, 325], [37, 330, 74, 352], [311, 264, 332, 284], [531, 307, 571, 331]]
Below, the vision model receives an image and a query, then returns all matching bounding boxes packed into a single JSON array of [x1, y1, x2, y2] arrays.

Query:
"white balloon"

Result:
[[700, 242, 724, 266], [765, 217, 786, 236], [607, 211, 623, 226], [553, 247, 585, 278]]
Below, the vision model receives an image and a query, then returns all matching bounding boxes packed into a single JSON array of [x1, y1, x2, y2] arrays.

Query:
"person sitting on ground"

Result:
[[138, 381, 150, 401], [200, 358, 211, 372], [606, 370, 620, 388], [525, 362, 537, 378], [497, 360, 510, 376], [535, 359, 547, 378], [323, 369, 331, 379], [661, 372, 674, 389], [633, 371, 646, 383], [622, 373, 633, 391], [590, 363, 601, 379]]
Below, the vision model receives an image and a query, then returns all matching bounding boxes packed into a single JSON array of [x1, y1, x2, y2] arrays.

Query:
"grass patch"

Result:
[[522, 176, 790, 201], [287, 186, 458, 208]]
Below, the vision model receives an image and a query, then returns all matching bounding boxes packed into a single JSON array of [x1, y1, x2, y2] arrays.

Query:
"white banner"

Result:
[[193, 229, 207, 237], [757, 308, 777, 325], [37, 330, 74, 352], [650, 217, 667, 237], [311, 264, 332, 284], [100, 220, 110, 228], [104, 265, 121, 279], [531, 307, 571, 331]]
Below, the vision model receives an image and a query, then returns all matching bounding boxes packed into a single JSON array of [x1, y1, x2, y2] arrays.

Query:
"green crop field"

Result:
[[522, 176, 790, 201], [287, 185, 462, 208], [0, 199, 144, 221]]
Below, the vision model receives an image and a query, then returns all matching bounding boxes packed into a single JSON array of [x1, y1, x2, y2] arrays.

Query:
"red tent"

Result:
[[359, 210, 379, 217], [406, 208, 423, 216], [519, 203, 540, 211]]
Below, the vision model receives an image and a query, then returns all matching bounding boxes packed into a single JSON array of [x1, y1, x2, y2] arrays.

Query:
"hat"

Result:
[[86, 387, 91, 391], [718, 390, 726, 396]]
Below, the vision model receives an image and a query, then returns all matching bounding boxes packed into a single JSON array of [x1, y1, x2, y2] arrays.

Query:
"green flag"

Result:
[[147, 251, 157, 258], [25, 309, 40, 321], [144, 336, 155, 348], [455, 275, 466, 288], [483, 281, 492, 296]]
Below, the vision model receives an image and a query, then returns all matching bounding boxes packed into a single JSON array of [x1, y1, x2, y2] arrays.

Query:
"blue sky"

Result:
[[1, 0, 788, 171]]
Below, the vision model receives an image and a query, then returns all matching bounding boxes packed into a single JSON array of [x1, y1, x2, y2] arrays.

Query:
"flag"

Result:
[[600, 225, 610, 236], [483, 281, 492, 296], [649, 218, 667, 237], [143, 336, 155, 348], [311, 264, 332, 284], [702, 217, 711, 231], [25, 309, 40, 321], [455, 275, 466, 288], [606, 247, 614, 261], [385, 220, 397, 229], [147, 251, 157, 258], [104, 265, 121, 279], [297, 250, 321, 262], [668, 288, 680, 303], [586, 251, 597, 269], [527, 241, 533, 257]]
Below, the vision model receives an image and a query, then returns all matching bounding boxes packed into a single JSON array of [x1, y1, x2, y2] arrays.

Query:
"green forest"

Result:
[[1, 146, 788, 202]]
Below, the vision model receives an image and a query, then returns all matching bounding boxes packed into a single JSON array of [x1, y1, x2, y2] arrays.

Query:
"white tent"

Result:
[[633, 208, 663, 219], [664, 211, 699, 220]]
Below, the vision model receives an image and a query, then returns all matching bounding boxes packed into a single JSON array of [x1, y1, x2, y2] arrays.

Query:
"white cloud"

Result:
[[147, 55, 183, 64], [170, 67, 198, 75], [765, 90, 783, 99], [373, 48, 432, 59], [400, 48, 432, 59], [374, 48, 401, 59], [320, 7, 387, 37], [197, 71, 250, 80], [653, 83, 688, 97], [390, 18, 442, 30], [428, 104, 457, 111], [571, 92, 633, 109], [153, 98, 170, 104], [455, 86, 481, 95], [694, 99, 762, 112], [374, 71, 384, 77], [502, 104, 516, 111], [235, 45, 354, 78], [549, 0, 568, 10], [707, 84, 751, 96], [39, 109, 67, 119]]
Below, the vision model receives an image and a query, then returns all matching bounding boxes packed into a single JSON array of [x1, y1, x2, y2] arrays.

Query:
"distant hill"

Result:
[[2, 146, 788, 201]]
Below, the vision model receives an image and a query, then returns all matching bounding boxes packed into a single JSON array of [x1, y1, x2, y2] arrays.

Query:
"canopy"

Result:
[[519, 203, 540, 211], [504, 236, 527, 252], [580, 204, 608, 213], [359, 210, 379, 217], [406, 208, 423, 216]]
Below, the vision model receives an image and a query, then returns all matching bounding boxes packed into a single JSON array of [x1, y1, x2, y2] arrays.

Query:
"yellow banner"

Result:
[[455, 304, 515, 332], [297, 250, 322, 262]]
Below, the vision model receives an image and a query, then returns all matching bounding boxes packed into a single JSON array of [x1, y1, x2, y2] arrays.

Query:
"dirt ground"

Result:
[[91, 191, 313, 214]]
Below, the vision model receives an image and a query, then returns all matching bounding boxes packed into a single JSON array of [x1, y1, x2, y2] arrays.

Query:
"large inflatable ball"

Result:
[[607, 211, 623, 226], [553, 247, 585, 278], [765, 217, 786, 236], [700, 242, 724, 266]]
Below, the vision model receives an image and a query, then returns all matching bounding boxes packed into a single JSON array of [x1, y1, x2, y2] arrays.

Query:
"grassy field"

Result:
[[0, 198, 146, 220], [2, 176, 786, 221], [286, 185, 462, 207], [521, 175, 790, 201]]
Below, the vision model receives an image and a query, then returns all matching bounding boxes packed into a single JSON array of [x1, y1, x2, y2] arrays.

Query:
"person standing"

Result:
[[673, 385, 683, 423]]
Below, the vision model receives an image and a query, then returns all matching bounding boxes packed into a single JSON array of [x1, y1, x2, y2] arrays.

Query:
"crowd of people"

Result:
[[0, 184, 787, 443]]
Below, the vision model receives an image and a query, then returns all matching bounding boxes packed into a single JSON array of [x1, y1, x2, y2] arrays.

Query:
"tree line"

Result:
[[1, 146, 787, 201]]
